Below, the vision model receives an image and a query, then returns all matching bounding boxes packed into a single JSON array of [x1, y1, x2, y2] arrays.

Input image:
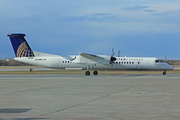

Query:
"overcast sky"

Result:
[[1, 0, 180, 59]]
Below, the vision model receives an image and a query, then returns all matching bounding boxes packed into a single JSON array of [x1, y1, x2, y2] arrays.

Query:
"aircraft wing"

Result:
[[79, 53, 105, 60], [71, 53, 109, 64]]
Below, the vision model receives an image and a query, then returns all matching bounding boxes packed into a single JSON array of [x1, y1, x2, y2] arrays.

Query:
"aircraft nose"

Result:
[[170, 66, 174, 70], [166, 65, 174, 70]]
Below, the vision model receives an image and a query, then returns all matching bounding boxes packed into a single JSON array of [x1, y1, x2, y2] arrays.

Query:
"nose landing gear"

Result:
[[163, 71, 166, 75]]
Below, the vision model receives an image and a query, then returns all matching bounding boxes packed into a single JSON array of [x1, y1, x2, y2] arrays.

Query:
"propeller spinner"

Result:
[[110, 48, 117, 65]]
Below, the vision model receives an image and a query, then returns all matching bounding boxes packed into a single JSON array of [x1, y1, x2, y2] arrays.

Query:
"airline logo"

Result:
[[17, 42, 34, 57]]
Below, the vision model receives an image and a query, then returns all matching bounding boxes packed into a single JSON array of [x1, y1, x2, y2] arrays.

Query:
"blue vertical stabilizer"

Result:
[[7, 33, 34, 57]]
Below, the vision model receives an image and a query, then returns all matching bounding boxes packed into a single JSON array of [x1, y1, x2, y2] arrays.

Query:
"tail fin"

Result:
[[7, 33, 35, 57]]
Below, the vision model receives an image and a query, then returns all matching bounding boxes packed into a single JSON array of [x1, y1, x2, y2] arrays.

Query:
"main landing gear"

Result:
[[163, 71, 166, 75], [85, 70, 98, 76], [85, 64, 98, 76]]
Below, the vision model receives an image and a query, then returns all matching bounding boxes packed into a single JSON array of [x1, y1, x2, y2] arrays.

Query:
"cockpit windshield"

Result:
[[155, 60, 164, 63]]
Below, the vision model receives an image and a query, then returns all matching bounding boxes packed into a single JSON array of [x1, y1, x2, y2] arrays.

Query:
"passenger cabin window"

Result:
[[155, 60, 164, 63]]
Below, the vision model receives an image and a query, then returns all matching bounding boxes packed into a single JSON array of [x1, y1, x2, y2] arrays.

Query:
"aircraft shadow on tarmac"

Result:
[[0, 108, 31, 113]]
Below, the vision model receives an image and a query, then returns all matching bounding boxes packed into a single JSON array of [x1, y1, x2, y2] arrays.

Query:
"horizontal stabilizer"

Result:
[[33, 51, 60, 57]]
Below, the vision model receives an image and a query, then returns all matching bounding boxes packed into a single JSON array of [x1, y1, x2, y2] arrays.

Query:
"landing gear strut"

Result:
[[163, 71, 166, 75]]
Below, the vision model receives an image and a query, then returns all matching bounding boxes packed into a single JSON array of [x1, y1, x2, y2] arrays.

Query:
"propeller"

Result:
[[110, 48, 117, 66], [111, 48, 115, 57]]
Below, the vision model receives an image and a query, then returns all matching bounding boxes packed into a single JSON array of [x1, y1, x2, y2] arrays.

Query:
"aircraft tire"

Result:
[[85, 71, 90, 76], [163, 71, 166, 75], [93, 71, 98, 75]]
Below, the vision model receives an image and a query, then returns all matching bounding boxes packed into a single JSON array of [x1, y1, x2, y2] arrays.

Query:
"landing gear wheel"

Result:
[[93, 71, 98, 75], [85, 71, 90, 76], [163, 71, 166, 75]]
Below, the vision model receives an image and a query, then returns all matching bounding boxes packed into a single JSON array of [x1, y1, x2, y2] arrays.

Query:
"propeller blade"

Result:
[[111, 48, 115, 56], [118, 50, 121, 57], [110, 48, 117, 67]]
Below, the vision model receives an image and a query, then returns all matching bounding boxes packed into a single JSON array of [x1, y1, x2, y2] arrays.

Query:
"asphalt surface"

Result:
[[0, 74, 180, 120]]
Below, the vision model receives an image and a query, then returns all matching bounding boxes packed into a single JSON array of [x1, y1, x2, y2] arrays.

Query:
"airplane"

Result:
[[7, 33, 174, 76]]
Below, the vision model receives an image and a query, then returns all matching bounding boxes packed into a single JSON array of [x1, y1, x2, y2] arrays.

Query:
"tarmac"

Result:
[[0, 68, 55, 71], [0, 74, 180, 120]]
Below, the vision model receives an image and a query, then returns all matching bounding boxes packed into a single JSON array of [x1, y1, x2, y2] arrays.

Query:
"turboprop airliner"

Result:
[[7, 33, 174, 76]]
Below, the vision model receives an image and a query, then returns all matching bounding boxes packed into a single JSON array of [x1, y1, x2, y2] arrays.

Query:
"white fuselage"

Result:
[[7, 33, 174, 75], [14, 54, 174, 71]]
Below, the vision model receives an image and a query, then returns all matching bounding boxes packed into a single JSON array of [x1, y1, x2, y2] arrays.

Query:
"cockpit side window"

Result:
[[155, 60, 164, 63]]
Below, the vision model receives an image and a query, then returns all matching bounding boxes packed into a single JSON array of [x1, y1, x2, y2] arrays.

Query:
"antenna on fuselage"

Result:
[[165, 55, 167, 60]]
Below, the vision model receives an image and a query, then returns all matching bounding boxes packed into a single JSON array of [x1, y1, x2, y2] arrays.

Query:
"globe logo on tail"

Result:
[[17, 42, 34, 57]]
